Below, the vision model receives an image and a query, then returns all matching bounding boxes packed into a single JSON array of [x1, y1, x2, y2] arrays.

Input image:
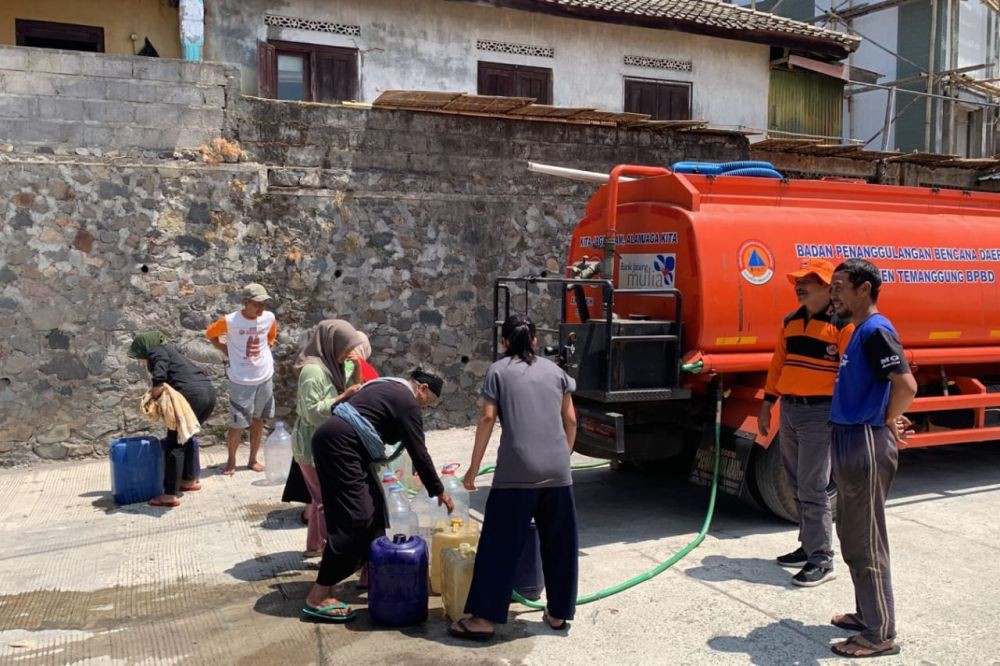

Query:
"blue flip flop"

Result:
[[302, 602, 357, 623]]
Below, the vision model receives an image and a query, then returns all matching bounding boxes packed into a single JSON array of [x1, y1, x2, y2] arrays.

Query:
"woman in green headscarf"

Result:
[[291, 319, 370, 556], [128, 330, 217, 507]]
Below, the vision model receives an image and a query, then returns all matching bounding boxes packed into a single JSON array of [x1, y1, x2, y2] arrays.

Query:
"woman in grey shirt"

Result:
[[449, 315, 579, 640]]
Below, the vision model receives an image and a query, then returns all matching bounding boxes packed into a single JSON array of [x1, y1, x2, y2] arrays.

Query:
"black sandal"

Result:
[[448, 618, 494, 641]]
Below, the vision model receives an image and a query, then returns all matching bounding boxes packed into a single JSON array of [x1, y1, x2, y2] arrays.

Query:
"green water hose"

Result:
[[475, 381, 723, 609]]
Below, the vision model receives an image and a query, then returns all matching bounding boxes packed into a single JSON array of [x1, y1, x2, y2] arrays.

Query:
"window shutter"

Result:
[[625, 79, 690, 120], [478, 62, 516, 97], [257, 40, 276, 98], [315, 49, 358, 103]]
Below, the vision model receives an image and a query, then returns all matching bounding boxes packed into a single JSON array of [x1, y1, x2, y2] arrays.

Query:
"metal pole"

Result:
[[527, 162, 637, 184], [947, 0, 960, 155], [925, 0, 938, 152], [881, 86, 897, 150]]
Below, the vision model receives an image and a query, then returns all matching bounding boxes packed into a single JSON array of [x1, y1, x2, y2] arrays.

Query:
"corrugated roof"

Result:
[[468, 0, 860, 58], [752, 139, 1000, 169]]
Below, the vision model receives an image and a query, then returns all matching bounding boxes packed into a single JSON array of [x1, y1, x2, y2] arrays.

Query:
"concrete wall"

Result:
[[0, 44, 236, 153], [0, 101, 747, 465], [206, 0, 771, 131], [0, 0, 181, 59]]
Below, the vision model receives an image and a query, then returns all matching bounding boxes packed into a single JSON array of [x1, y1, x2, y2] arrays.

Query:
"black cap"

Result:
[[411, 368, 444, 397]]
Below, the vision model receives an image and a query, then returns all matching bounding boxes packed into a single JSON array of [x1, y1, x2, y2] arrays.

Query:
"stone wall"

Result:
[[0, 99, 747, 465], [0, 45, 237, 154]]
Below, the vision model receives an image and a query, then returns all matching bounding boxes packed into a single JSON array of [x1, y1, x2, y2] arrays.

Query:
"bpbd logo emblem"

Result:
[[653, 254, 675, 287], [737, 240, 775, 285]]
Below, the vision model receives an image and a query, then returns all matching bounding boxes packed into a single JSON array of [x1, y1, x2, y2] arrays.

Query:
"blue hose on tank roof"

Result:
[[720, 167, 785, 178], [670, 161, 725, 175], [718, 160, 776, 172]]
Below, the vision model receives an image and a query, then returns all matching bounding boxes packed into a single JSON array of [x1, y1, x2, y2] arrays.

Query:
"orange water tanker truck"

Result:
[[492, 162, 1000, 520]]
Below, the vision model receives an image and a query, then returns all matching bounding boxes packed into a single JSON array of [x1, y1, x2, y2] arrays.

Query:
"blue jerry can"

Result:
[[514, 521, 545, 601], [368, 534, 429, 627], [110, 436, 163, 505]]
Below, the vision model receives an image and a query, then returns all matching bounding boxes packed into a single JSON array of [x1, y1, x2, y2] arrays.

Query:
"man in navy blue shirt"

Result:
[[828, 259, 917, 659]]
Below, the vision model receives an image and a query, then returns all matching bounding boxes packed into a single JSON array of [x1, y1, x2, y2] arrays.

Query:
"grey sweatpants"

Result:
[[832, 424, 898, 643], [779, 401, 834, 568]]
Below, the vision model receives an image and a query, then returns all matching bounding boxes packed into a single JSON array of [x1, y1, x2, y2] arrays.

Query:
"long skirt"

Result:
[[311, 415, 386, 586]]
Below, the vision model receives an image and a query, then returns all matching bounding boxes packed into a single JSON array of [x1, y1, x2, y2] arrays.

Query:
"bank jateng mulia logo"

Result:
[[619, 254, 676, 289]]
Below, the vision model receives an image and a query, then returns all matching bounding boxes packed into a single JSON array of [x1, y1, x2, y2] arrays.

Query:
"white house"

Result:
[[205, 0, 856, 135]]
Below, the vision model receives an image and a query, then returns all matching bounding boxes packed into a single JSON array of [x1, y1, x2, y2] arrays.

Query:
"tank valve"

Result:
[[568, 257, 601, 280]]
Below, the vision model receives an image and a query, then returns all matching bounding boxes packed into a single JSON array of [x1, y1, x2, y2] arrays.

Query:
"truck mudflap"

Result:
[[574, 406, 625, 458], [689, 426, 759, 506]]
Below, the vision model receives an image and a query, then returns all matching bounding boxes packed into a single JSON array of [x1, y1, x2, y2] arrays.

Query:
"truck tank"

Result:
[[527, 164, 1000, 520]]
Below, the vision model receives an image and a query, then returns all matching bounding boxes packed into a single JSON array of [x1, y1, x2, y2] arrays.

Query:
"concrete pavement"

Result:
[[2, 428, 1000, 665]]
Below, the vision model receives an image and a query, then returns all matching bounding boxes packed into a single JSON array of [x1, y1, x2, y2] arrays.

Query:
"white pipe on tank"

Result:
[[527, 162, 637, 183]]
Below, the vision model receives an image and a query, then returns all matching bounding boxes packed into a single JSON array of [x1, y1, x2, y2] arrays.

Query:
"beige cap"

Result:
[[242, 283, 272, 302]]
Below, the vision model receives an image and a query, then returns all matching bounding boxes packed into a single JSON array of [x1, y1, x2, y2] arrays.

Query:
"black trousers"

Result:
[[465, 486, 578, 623], [312, 416, 386, 586], [163, 389, 215, 496]]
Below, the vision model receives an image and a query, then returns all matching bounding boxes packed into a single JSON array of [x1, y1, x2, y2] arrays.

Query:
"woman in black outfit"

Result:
[[302, 369, 454, 623], [128, 331, 216, 508]]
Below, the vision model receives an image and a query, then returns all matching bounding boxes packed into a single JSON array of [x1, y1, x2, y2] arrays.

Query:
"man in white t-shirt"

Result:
[[206, 283, 278, 475]]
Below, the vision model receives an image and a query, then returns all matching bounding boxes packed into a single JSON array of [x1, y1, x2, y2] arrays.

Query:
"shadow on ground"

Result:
[[685, 555, 797, 589], [708, 619, 846, 665]]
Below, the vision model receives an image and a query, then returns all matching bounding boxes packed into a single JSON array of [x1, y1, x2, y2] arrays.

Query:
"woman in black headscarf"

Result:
[[302, 369, 454, 623], [128, 330, 216, 508]]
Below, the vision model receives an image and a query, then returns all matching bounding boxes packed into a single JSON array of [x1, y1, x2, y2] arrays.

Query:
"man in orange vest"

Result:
[[759, 259, 854, 587]]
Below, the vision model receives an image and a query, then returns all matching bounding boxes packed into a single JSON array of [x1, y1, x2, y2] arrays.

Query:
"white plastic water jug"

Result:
[[263, 421, 292, 485], [386, 483, 419, 537], [441, 463, 470, 523]]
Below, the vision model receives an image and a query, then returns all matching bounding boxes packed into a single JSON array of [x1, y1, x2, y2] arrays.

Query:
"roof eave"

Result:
[[455, 0, 857, 60]]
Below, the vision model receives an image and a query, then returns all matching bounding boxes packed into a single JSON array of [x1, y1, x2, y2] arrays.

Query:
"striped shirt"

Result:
[[764, 306, 855, 402]]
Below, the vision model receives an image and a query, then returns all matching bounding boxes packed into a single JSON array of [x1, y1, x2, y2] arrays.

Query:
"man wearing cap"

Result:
[[206, 283, 279, 475], [759, 259, 854, 587]]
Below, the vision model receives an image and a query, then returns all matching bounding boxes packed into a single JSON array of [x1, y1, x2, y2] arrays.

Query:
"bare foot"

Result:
[[248, 461, 265, 472], [149, 495, 180, 508], [180, 481, 202, 492], [222, 460, 237, 476], [543, 610, 567, 629]]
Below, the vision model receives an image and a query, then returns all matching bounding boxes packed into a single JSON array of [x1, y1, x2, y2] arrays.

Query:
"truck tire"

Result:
[[752, 438, 838, 523]]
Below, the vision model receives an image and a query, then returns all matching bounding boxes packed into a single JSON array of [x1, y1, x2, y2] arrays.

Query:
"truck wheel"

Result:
[[752, 438, 838, 523]]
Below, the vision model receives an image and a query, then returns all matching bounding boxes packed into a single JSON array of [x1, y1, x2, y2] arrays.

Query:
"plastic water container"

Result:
[[441, 464, 470, 523], [413, 494, 449, 548], [368, 534, 429, 627], [386, 483, 419, 537], [381, 471, 398, 501], [514, 521, 545, 601], [441, 542, 477, 621], [430, 517, 480, 594], [263, 421, 292, 485], [110, 436, 163, 505], [390, 450, 413, 491]]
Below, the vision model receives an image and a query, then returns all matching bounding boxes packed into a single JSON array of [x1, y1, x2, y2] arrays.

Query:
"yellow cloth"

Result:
[[141, 384, 201, 444]]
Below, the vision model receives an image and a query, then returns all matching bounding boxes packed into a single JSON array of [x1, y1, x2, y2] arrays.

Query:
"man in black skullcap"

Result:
[[302, 368, 454, 622]]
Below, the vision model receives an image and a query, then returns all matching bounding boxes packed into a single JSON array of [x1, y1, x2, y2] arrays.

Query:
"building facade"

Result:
[[744, 0, 1000, 156]]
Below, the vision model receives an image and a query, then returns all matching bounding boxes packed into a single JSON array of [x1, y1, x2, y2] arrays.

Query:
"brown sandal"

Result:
[[831, 635, 901, 659]]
